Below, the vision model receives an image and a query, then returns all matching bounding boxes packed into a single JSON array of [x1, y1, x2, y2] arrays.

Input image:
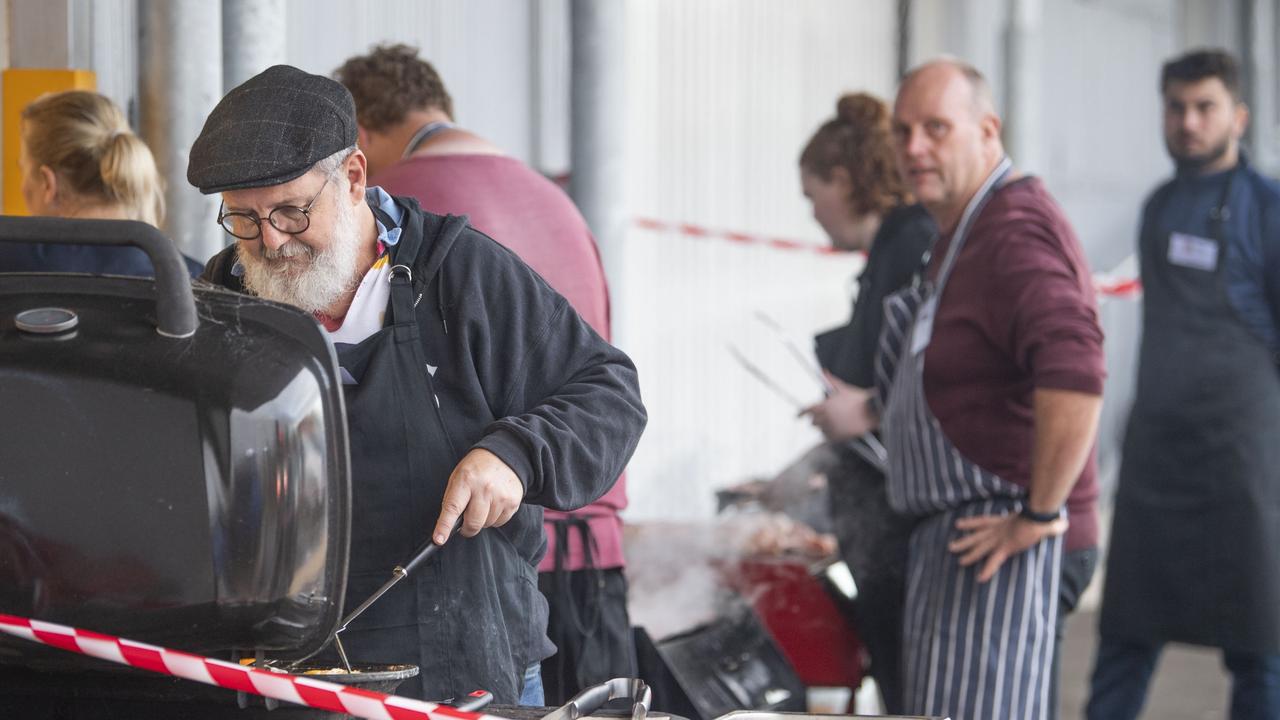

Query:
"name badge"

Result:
[[910, 297, 937, 355], [1168, 232, 1219, 271]]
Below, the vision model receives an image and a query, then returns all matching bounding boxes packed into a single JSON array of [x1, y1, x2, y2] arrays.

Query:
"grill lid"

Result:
[[0, 217, 351, 670]]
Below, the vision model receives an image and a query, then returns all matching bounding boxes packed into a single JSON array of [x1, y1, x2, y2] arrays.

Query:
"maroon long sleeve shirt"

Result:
[[923, 177, 1105, 551]]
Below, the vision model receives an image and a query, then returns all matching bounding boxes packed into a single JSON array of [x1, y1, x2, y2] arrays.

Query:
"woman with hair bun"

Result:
[[2, 90, 201, 276], [798, 92, 936, 714], [801, 92, 935, 385]]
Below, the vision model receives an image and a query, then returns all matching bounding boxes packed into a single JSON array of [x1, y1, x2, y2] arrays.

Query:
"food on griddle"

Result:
[[719, 512, 837, 559], [236, 658, 366, 675]]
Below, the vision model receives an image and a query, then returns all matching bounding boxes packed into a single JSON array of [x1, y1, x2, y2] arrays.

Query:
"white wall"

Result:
[[619, 0, 898, 520], [1039, 1, 1177, 488]]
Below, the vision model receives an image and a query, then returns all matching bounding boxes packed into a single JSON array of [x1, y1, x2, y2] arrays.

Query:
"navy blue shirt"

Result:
[[0, 242, 204, 278], [1143, 157, 1280, 352]]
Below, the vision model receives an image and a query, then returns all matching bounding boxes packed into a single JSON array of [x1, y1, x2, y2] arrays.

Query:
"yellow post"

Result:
[[2, 69, 96, 215]]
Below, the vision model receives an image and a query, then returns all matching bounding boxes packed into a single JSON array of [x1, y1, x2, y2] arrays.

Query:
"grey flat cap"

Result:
[[187, 65, 357, 194]]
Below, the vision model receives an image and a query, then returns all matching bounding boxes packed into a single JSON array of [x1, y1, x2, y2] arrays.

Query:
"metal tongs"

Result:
[[728, 320, 887, 473], [543, 678, 651, 720], [283, 520, 462, 673]]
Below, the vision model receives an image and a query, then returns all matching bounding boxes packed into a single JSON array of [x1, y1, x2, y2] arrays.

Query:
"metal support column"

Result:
[[223, 0, 287, 92], [139, 0, 224, 261], [1003, 0, 1043, 172], [1242, 0, 1279, 172], [7, 0, 89, 69], [896, 0, 913, 80], [569, 0, 627, 342]]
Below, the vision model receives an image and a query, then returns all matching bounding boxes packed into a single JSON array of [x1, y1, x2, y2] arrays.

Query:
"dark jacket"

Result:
[[0, 242, 204, 278], [815, 203, 936, 387], [202, 195, 647, 701]]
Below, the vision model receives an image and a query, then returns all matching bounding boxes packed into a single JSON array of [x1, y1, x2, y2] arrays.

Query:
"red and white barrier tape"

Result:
[[1095, 277, 1142, 299], [0, 613, 497, 720], [634, 216, 1143, 299], [633, 217, 840, 255]]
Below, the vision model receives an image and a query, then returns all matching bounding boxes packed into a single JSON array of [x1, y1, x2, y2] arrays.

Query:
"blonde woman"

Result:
[[2, 90, 201, 276]]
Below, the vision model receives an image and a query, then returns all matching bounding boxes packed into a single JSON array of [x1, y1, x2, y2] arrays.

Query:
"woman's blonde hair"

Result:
[[21, 90, 165, 226]]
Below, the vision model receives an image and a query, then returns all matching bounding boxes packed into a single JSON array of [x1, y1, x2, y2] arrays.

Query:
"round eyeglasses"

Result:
[[216, 169, 336, 240]]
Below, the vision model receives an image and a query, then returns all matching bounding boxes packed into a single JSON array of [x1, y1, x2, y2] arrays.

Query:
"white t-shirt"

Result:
[[326, 254, 392, 345]]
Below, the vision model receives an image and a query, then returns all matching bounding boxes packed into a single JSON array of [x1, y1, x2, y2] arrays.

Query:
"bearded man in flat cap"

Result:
[[188, 65, 647, 705]]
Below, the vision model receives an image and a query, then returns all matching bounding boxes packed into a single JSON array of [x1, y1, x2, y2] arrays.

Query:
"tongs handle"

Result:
[[403, 531, 447, 575], [339, 519, 464, 633], [542, 678, 651, 720]]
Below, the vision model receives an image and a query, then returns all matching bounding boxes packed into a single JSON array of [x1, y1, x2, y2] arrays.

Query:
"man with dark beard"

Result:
[[186, 65, 647, 707], [1087, 49, 1280, 720]]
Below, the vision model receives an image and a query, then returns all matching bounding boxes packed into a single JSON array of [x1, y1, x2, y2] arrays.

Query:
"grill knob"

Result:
[[15, 307, 79, 335]]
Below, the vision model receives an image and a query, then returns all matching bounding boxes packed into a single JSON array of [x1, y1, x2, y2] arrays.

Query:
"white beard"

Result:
[[239, 195, 361, 314]]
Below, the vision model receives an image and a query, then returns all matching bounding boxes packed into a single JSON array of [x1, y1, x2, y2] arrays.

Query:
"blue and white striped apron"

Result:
[[874, 158, 1063, 720]]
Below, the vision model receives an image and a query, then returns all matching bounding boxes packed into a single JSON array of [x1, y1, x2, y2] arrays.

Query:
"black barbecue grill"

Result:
[[0, 217, 358, 715]]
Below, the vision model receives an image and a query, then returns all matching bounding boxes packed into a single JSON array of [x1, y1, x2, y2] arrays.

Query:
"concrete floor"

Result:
[[1058, 610, 1232, 719]]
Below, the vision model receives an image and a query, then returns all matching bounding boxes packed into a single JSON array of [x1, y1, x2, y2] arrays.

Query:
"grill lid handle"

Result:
[[0, 216, 198, 338]]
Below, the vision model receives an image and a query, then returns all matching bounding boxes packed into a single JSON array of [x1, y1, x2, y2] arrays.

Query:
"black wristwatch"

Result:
[[1019, 504, 1064, 524]]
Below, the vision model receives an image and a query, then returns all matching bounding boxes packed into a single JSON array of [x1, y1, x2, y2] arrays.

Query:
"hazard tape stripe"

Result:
[[633, 216, 1142, 297]]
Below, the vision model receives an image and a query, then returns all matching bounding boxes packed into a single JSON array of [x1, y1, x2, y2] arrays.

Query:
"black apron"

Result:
[[325, 207, 542, 703], [877, 158, 1063, 720], [825, 448, 910, 714], [1101, 165, 1280, 654], [537, 517, 637, 705]]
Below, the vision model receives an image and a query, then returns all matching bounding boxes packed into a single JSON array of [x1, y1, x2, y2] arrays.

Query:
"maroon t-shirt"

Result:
[[923, 177, 1104, 551], [374, 154, 628, 571]]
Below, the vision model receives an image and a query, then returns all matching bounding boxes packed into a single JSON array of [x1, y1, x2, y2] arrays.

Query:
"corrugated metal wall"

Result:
[[619, 0, 898, 519], [87, 0, 138, 123]]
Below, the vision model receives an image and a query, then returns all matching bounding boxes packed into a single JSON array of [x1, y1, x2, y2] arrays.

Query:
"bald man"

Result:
[[810, 60, 1104, 719]]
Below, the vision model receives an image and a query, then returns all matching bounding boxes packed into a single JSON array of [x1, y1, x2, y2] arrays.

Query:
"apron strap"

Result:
[[372, 202, 422, 342], [1208, 163, 1238, 244], [933, 156, 1014, 290], [550, 517, 604, 637], [402, 121, 455, 159]]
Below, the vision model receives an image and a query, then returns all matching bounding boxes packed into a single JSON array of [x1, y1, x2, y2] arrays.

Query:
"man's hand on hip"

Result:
[[948, 512, 1068, 583], [433, 448, 524, 544], [801, 372, 877, 441]]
